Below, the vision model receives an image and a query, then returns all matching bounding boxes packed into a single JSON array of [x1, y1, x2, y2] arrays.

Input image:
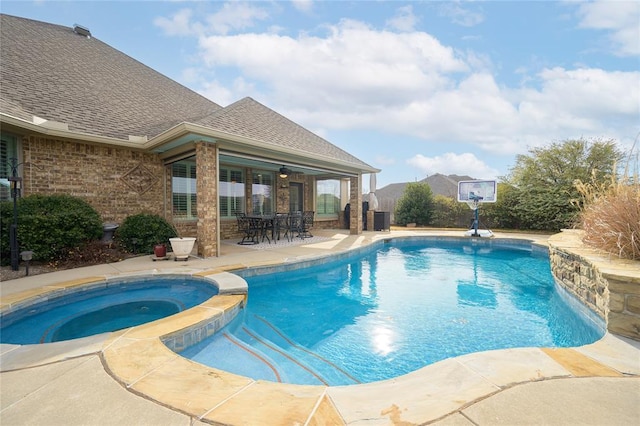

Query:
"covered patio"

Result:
[[151, 98, 380, 258]]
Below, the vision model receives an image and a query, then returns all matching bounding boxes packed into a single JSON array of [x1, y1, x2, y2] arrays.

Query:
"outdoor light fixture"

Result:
[[8, 158, 23, 271], [20, 250, 33, 276], [279, 166, 291, 178]]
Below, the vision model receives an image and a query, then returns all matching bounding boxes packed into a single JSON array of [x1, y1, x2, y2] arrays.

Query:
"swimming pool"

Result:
[[182, 237, 605, 385], [0, 275, 219, 344]]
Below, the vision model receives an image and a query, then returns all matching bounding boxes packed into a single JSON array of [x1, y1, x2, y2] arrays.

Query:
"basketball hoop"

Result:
[[458, 180, 497, 238], [465, 199, 479, 210]]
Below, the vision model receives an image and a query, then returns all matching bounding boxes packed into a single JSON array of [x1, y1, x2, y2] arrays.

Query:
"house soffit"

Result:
[[152, 123, 374, 176]]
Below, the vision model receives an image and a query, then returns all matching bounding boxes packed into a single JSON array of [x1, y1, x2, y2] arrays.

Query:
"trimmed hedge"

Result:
[[115, 213, 177, 254], [0, 194, 103, 263]]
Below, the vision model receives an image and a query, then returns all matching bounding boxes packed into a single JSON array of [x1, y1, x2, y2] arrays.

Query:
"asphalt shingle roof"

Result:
[[1, 14, 376, 171], [1, 14, 220, 141], [196, 97, 373, 168], [375, 173, 474, 201]]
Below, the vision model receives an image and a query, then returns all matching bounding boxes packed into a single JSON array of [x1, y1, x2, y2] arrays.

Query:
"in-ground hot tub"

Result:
[[1, 275, 219, 344]]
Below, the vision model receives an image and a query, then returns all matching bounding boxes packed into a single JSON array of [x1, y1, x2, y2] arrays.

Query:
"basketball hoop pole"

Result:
[[470, 195, 482, 237]]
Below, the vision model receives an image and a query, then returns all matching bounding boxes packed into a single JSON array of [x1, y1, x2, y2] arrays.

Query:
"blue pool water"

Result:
[[182, 238, 604, 386], [1, 276, 218, 344]]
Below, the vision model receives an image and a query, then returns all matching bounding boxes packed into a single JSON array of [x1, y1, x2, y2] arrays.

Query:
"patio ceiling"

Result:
[[218, 152, 353, 179]]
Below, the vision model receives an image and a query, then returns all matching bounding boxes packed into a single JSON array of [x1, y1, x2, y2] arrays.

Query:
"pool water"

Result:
[[182, 239, 604, 386], [1, 276, 218, 344]]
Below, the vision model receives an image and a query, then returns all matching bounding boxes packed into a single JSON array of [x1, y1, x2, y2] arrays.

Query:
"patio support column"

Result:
[[349, 174, 363, 234], [196, 141, 218, 257]]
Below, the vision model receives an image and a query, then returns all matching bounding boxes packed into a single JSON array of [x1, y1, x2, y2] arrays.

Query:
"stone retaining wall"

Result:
[[548, 229, 640, 341]]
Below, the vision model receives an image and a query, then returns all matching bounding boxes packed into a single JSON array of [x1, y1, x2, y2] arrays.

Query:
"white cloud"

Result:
[[204, 2, 269, 35], [438, 1, 484, 27], [162, 10, 639, 160], [197, 19, 468, 109], [407, 153, 500, 180], [154, 8, 199, 36], [155, 3, 269, 37], [386, 5, 418, 32], [291, 0, 313, 13], [576, 0, 640, 56]]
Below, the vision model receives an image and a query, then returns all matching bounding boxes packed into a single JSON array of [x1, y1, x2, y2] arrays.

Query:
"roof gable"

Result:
[[195, 97, 373, 169]]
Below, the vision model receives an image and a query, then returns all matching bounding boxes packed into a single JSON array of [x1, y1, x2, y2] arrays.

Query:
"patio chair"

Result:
[[288, 211, 304, 240], [300, 211, 314, 238], [274, 213, 291, 242], [255, 216, 271, 244], [236, 213, 260, 245]]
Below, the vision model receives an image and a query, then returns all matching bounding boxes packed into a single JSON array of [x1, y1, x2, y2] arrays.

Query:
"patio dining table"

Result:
[[245, 212, 312, 244], [246, 214, 276, 243]]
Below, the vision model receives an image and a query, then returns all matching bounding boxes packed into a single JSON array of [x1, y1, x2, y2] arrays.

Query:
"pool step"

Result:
[[231, 316, 359, 385], [182, 313, 359, 386]]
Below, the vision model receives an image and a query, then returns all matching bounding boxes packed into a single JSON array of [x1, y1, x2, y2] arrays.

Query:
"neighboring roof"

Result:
[[0, 14, 377, 173], [375, 173, 474, 201], [0, 14, 221, 140]]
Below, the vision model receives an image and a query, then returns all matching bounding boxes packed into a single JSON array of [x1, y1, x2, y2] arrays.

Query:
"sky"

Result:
[[2, 0, 639, 191]]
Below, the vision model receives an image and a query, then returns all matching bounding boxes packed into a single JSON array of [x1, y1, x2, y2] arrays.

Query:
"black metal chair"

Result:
[[301, 211, 314, 238], [236, 213, 260, 245], [256, 216, 271, 244], [274, 213, 290, 242], [288, 211, 304, 240]]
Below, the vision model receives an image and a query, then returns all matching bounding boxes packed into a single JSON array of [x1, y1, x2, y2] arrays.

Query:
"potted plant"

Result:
[[169, 236, 196, 261]]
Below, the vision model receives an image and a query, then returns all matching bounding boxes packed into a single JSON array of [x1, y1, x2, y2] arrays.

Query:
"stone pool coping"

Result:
[[1, 230, 639, 424]]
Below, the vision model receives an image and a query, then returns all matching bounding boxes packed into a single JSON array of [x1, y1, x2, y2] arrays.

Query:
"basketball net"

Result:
[[465, 199, 480, 210]]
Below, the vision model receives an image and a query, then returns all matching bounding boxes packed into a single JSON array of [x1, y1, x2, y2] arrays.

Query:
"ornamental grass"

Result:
[[575, 146, 640, 260]]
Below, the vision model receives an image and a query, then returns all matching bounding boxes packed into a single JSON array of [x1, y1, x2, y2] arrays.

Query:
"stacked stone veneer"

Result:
[[549, 229, 640, 341]]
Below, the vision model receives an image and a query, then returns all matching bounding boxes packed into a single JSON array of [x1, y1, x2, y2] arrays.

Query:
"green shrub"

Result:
[[481, 183, 524, 229], [116, 213, 177, 254], [0, 194, 103, 263], [430, 195, 468, 228], [394, 182, 435, 226]]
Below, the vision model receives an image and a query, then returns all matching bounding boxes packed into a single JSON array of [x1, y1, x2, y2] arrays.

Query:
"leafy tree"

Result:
[[394, 182, 435, 226], [481, 183, 524, 229], [503, 138, 622, 231]]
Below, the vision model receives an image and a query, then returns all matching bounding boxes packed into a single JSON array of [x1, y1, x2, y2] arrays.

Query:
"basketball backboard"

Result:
[[457, 180, 497, 203]]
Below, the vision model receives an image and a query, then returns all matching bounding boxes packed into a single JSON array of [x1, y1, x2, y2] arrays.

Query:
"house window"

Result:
[[0, 134, 18, 202], [316, 179, 340, 217], [172, 160, 197, 220], [251, 171, 274, 215], [220, 167, 245, 218]]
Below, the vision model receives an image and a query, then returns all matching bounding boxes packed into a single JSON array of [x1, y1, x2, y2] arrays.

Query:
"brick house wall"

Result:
[[17, 135, 353, 255], [21, 136, 166, 223]]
